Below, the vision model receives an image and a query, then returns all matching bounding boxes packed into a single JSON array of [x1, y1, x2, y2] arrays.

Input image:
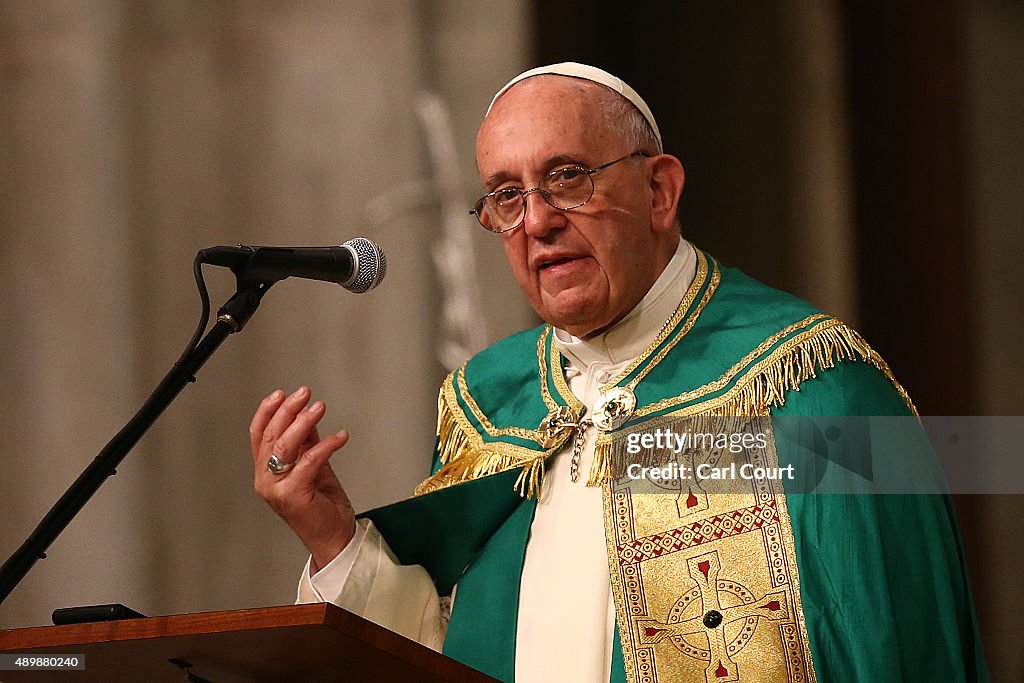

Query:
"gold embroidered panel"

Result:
[[604, 417, 817, 683]]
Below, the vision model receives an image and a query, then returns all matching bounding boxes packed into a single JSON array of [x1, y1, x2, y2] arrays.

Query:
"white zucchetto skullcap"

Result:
[[486, 62, 663, 150]]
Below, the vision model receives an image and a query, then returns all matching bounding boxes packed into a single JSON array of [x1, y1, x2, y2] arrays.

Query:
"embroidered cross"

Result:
[[636, 551, 790, 683]]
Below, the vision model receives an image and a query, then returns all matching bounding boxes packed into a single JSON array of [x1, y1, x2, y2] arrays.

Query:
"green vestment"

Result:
[[361, 252, 987, 683]]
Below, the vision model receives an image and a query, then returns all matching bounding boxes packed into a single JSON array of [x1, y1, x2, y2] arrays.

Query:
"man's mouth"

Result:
[[539, 257, 579, 270]]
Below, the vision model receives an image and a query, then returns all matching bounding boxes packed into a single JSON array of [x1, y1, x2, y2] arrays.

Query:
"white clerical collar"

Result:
[[554, 238, 695, 369]]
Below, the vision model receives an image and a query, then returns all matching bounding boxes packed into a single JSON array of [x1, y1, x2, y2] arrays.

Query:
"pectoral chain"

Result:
[[541, 386, 638, 484], [568, 417, 594, 483]]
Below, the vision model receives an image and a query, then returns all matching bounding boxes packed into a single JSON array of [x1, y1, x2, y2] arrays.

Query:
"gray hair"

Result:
[[595, 87, 663, 155]]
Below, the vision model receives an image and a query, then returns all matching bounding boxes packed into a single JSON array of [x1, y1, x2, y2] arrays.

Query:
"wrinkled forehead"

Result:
[[475, 76, 618, 171]]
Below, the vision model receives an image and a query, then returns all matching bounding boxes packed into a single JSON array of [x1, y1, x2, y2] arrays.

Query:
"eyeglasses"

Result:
[[469, 151, 649, 233]]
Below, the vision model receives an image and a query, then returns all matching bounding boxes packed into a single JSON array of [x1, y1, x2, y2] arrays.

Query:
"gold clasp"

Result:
[[538, 405, 580, 449]]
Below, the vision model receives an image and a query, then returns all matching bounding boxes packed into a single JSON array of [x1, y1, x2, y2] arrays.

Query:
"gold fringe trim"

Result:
[[434, 386, 467, 467], [419, 318, 915, 496], [415, 384, 550, 498], [631, 317, 914, 421], [706, 321, 916, 417], [587, 441, 612, 488], [513, 456, 547, 500], [591, 320, 916, 483]]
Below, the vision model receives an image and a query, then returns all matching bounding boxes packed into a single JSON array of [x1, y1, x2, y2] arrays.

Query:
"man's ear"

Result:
[[648, 155, 685, 234]]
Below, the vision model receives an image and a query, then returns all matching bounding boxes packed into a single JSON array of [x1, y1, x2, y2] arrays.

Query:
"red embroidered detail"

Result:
[[615, 500, 780, 564], [698, 560, 711, 581], [686, 489, 699, 508], [762, 600, 781, 611], [644, 627, 664, 637], [716, 662, 729, 677]]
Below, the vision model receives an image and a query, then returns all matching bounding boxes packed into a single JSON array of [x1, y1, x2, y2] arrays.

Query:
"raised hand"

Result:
[[250, 386, 356, 571]]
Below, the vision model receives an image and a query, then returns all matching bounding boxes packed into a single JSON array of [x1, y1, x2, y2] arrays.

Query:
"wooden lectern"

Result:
[[0, 603, 498, 682]]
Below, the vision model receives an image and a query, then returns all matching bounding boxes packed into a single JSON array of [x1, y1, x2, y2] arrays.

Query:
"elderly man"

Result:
[[249, 64, 986, 682]]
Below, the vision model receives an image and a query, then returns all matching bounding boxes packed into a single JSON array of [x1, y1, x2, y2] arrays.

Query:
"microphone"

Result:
[[199, 237, 387, 293]]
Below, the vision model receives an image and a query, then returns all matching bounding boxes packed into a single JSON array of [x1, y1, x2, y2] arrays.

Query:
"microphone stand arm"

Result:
[[0, 278, 272, 606]]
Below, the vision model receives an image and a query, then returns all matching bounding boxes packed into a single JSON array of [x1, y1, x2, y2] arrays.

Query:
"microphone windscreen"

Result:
[[342, 237, 387, 293]]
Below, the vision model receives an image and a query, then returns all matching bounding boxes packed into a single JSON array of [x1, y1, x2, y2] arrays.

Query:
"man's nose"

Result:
[[521, 188, 565, 237]]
